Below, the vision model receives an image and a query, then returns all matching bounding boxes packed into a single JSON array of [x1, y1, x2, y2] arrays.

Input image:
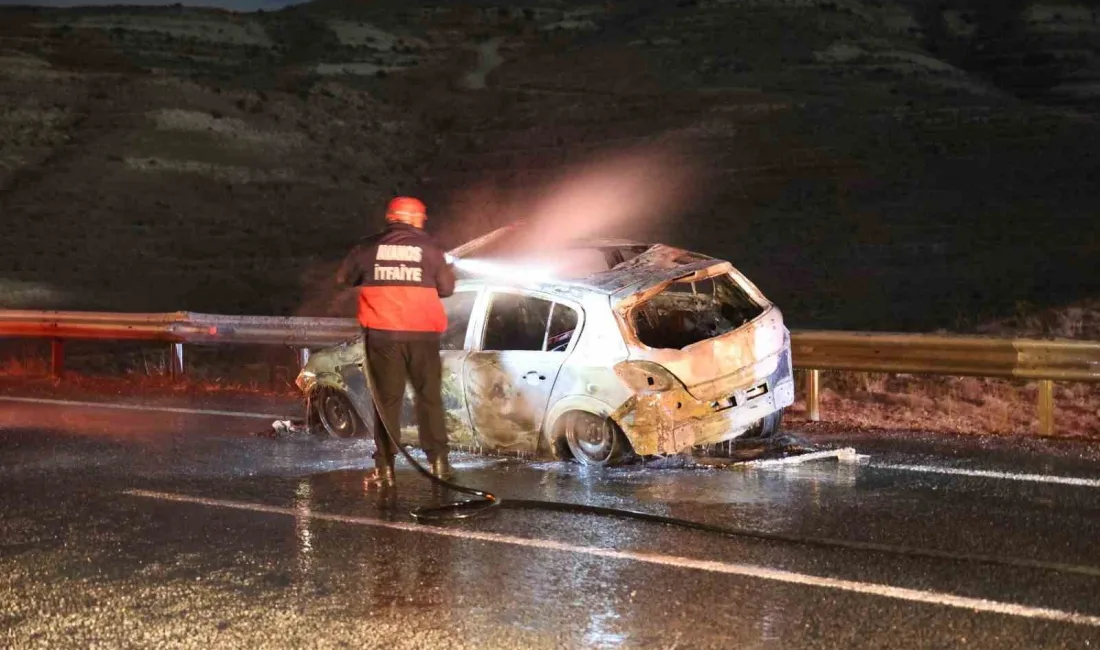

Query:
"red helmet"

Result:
[[385, 196, 427, 227]]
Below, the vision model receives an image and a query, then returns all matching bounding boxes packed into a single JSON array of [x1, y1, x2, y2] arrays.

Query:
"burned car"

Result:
[[295, 226, 794, 466]]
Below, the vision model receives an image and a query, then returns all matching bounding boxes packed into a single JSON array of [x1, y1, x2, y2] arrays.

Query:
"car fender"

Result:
[[308, 371, 346, 393]]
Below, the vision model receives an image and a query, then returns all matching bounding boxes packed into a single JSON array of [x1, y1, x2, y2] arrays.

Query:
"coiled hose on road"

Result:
[[362, 359, 1100, 580]]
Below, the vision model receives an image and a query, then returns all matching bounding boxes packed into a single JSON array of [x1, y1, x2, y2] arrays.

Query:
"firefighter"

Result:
[[336, 196, 456, 487]]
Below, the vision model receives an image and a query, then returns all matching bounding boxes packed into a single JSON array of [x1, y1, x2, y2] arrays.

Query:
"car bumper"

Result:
[[611, 345, 795, 456]]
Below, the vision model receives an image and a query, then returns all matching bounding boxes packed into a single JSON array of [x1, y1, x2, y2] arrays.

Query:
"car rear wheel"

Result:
[[316, 388, 364, 439], [742, 408, 785, 440], [564, 412, 630, 467]]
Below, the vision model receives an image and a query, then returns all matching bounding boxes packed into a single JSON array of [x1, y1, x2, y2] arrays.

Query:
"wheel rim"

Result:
[[320, 391, 356, 437], [569, 415, 613, 464]]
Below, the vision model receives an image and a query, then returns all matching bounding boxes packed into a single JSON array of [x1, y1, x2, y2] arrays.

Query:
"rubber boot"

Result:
[[365, 455, 395, 488], [430, 456, 453, 481]]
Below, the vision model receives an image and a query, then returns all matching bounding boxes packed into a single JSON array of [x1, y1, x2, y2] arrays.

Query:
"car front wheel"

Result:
[[564, 412, 630, 467], [316, 388, 365, 439]]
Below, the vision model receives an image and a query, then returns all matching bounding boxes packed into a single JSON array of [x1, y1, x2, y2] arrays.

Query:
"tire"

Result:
[[316, 387, 365, 439], [742, 408, 785, 440], [563, 412, 631, 467]]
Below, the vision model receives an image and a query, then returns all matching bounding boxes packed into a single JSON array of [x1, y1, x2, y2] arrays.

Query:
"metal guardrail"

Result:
[[2, 311, 1098, 435], [790, 331, 1100, 382], [790, 330, 1100, 435], [0, 310, 357, 377], [0, 310, 357, 345]]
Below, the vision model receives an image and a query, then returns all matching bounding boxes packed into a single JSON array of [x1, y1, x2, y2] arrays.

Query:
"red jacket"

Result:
[[337, 224, 456, 340]]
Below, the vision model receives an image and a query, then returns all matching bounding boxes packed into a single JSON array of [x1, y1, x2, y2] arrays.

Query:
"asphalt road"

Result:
[[3, 395, 1100, 649]]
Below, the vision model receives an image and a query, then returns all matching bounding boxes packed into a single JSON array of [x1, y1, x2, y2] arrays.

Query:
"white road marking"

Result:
[[124, 488, 1100, 628], [0, 395, 288, 420], [870, 463, 1100, 489]]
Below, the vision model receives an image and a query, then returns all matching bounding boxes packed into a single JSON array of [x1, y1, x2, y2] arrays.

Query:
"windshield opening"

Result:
[[630, 274, 764, 349]]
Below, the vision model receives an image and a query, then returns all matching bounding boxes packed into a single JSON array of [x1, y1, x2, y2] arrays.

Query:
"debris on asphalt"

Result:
[[256, 419, 313, 439], [741, 447, 865, 467]]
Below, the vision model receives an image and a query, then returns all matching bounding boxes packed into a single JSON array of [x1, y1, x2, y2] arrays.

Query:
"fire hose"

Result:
[[359, 355, 1100, 580]]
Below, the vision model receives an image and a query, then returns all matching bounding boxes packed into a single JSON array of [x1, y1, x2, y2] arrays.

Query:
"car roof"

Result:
[[451, 230, 727, 299]]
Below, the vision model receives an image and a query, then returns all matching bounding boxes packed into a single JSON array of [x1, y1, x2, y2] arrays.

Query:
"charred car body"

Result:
[[295, 226, 794, 466]]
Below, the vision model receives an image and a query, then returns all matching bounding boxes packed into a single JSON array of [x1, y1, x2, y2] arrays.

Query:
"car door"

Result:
[[398, 288, 480, 447], [463, 289, 582, 454]]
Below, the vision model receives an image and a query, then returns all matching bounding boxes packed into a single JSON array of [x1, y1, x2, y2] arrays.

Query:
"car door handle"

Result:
[[523, 371, 546, 385]]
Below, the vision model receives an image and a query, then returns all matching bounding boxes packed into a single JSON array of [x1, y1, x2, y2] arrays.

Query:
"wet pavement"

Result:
[[3, 397, 1100, 648]]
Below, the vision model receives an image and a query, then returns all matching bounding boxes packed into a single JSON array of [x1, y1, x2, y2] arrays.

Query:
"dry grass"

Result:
[[314, 61, 414, 77], [783, 302, 1100, 438], [52, 14, 273, 48], [326, 20, 428, 50], [976, 299, 1100, 341], [149, 108, 305, 148], [788, 370, 1100, 438]]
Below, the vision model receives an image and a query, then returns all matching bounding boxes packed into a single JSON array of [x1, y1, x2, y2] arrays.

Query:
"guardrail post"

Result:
[[296, 347, 310, 370], [50, 339, 64, 378], [1038, 379, 1054, 435], [806, 369, 821, 422], [169, 343, 184, 379]]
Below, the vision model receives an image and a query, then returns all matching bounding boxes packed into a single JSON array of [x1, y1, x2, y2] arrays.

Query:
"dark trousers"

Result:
[[363, 332, 449, 463]]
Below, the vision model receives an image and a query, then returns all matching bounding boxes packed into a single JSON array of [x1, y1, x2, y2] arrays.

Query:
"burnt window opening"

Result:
[[545, 302, 579, 352], [441, 290, 478, 350], [483, 293, 552, 352], [631, 274, 764, 350], [483, 292, 580, 352]]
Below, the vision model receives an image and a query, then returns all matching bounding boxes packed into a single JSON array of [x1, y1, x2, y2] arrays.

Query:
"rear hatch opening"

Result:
[[618, 266, 788, 403], [631, 274, 765, 350]]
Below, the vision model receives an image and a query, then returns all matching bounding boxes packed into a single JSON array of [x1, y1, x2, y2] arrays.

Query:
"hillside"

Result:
[[1, 0, 1098, 332]]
